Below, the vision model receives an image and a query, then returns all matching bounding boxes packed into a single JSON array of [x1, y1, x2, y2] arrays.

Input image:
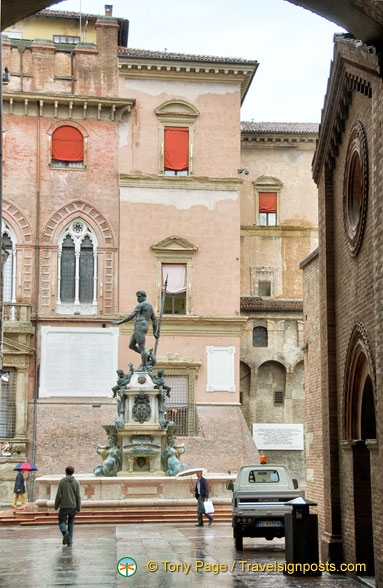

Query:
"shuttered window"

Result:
[[164, 126, 189, 175], [79, 236, 94, 303], [60, 235, 75, 302], [52, 126, 84, 167], [259, 192, 277, 226]]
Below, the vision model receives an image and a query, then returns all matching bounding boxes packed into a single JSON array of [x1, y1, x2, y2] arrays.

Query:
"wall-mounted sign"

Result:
[[253, 423, 304, 450]]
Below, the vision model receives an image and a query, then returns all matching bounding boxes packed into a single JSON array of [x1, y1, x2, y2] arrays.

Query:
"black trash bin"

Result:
[[284, 497, 321, 576]]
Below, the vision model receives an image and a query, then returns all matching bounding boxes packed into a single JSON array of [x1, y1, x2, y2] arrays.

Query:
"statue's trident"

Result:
[[153, 275, 168, 358]]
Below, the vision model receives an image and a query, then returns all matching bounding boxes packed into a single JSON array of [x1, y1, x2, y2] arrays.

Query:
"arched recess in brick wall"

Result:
[[257, 361, 287, 414], [2, 200, 34, 303], [343, 321, 376, 440], [342, 321, 376, 575], [2, 200, 33, 243], [40, 200, 116, 314], [42, 199, 114, 248], [240, 361, 251, 429], [292, 360, 305, 421]]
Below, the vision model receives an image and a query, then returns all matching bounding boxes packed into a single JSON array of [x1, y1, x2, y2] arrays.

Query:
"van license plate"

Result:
[[256, 521, 283, 527]]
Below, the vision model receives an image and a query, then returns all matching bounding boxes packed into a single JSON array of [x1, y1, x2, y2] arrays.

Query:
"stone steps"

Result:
[[0, 507, 233, 526]]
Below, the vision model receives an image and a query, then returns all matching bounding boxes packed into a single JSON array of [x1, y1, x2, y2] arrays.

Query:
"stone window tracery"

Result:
[[57, 218, 98, 315], [343, 121, 368, 257]]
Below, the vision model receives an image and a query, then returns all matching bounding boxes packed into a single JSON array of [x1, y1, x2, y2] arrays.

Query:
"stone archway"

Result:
[[352, 371, 375, 576], [343, 322, 376, 575]]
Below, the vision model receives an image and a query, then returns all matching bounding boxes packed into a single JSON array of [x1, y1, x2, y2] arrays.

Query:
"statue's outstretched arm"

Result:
[[111, 306, 139, 325]]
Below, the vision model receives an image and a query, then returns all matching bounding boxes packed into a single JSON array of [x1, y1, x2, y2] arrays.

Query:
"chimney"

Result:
[[105, 4, 113, 16]]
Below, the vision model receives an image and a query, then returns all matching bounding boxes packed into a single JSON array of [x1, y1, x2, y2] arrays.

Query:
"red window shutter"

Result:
[[52, 126, 84, 162], [259, 192, 277, 213], [164, 127, 189, 171]]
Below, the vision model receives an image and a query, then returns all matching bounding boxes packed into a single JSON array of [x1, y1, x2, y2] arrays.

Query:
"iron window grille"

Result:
[[0, 368, 16, 438]]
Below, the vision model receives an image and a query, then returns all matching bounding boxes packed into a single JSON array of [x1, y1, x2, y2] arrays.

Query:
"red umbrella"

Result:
[[13, 462, 38, 472]]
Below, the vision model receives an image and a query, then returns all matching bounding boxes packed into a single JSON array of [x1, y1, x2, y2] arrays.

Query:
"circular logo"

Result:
[[117, 557, 137, 577]]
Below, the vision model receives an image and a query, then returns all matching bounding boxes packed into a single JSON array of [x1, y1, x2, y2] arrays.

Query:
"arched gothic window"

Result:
[[57, 219, 97, 315], [2, 220, 17, 303]]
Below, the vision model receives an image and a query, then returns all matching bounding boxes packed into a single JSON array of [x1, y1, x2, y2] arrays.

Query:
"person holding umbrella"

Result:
[[13, 469, 26, 509], [12, 462, 37, 509]]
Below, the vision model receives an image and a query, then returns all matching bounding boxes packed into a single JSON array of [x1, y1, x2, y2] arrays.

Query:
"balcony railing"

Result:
[[3, 302, 32, 324]]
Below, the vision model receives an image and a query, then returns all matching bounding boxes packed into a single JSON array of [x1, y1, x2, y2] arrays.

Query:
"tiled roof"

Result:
[[241, 121, 319, 134], [240, 297, 303, 312], [37, 8, 102, 19], [118, 47, 258, 65]]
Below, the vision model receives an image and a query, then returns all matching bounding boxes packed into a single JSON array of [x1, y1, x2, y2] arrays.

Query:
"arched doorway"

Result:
[[343, 323, 376, 576]]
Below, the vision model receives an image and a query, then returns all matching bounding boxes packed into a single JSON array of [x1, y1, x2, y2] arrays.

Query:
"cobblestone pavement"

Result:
[[0, 523, 364, 587]]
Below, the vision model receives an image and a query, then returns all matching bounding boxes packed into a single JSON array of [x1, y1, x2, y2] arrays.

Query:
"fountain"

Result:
[[93, 286, 188, 477], [35, 286, 232, 511]]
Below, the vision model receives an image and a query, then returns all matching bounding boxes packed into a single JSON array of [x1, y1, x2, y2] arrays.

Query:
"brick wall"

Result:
[[312, 36, 382, 581], [301, 248, 325, 537]]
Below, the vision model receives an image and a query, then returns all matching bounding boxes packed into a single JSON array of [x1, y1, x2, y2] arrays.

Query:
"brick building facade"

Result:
[[303, 35, 381, 583], [0, 10, 261, 500], [239, 123, 318, 483]]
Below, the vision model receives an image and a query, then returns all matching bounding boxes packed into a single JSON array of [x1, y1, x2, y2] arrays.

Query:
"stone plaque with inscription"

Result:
[[39, 326, 119, 397], [252, 423, 304, 450]]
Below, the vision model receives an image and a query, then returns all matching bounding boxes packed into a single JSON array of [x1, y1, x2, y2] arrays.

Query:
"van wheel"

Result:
[[235, 535, 243, 550]]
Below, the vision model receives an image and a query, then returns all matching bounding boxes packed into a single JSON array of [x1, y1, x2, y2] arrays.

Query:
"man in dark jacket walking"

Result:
[[194, 470, 213, 526], [54, 466, 81, 546]]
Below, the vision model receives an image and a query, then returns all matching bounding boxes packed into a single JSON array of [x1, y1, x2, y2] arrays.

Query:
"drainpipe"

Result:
[[31, 103, 41, 501], [0, 32, 3, 364], [19, 47, 25, 92], [70, 50, 75, 95]]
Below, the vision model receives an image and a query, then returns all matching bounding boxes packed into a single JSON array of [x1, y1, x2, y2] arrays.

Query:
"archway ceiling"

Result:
[[1, 0, 61, 31], [285, 0, 383, 44], [2, 0, 383, 44]]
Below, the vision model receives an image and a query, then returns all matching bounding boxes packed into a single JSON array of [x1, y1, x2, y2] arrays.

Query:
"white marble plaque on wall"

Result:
[[252, 423, 304, 450], [40, 327, 119, 397], [206, 346, 235, 392]]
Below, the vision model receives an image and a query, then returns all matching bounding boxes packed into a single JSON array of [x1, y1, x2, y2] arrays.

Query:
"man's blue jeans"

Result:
[[58, 508, 76, 545]]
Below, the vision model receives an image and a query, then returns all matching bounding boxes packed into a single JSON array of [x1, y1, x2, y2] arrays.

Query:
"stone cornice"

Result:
[[241, 133, 317, 149], [118, 58, 257, 103], [3, 91, 135, 121], [155, 354, 202, 371], [241, 225, 318, 238], [117, 315, 247, 337], [313, 37, 378, 183], [119, 173, 242, 191]]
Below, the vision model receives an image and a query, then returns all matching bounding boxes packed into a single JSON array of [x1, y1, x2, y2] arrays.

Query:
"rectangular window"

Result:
[[163, 375, 197, 436], [162, 263, 186, 314], [0, 369, 16, 438], [164, 126, 189, 175], [258, 280, 271, 297], [259, 192, 277, 226], [248, 469, 280, 483], [53, 35, 80, 44], [274, 390, 284, 405]]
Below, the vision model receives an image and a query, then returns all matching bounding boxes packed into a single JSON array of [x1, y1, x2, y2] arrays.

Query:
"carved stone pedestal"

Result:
[[116, 371, 170, 476]]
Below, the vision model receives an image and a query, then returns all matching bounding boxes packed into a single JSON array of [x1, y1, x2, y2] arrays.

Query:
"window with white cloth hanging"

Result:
[[162, 263, 186, 315]]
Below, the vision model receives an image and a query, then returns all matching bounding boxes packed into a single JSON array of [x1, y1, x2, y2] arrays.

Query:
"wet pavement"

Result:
[[0, 522, 363, 587]]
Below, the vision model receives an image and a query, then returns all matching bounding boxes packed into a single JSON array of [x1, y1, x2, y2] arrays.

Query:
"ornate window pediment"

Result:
[[154, 100, 199, 121], [151, 236, 198, 314], [151, 235, 198, 254], [155, 100, 199, 176]]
